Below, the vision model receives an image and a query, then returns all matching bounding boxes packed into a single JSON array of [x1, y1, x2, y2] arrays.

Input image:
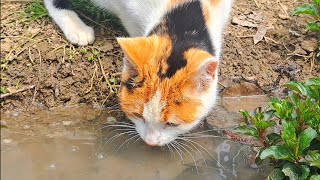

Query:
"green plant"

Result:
[[21, 0, 48, 22], [0, 86, 8, 94], [292, 0, 320, 32], [232, 78, 320, 180]]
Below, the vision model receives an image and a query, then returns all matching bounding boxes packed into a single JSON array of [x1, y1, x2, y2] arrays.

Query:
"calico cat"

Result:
[[45, 0, 233, 146]]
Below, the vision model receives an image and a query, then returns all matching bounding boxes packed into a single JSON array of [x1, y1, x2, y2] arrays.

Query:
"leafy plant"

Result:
[[292, 0, 320, 32], [0, 86, 8, 94], [232, 78, 320, 180]]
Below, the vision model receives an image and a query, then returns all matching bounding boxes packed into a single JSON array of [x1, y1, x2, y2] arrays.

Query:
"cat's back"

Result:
[[92, 0, 170, 36]]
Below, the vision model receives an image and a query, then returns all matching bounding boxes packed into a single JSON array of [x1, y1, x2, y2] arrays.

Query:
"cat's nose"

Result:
[[145, 137, 160, 146]]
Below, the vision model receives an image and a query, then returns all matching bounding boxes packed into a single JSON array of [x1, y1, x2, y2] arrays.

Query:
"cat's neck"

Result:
[[148, 1, 214, 78]]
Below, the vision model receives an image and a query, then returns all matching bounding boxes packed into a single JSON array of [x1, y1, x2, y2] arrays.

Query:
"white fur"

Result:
[[44, 0, 95, 46]]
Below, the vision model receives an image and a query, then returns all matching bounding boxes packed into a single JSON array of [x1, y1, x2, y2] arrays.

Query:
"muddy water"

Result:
[[1, 95, 270, 180]]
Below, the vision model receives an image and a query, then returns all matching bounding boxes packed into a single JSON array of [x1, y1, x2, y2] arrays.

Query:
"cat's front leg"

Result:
[[44, 0, 95, 46]]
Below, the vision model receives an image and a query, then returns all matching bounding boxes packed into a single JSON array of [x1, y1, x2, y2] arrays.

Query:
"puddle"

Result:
[[1, 92, 270, 180]]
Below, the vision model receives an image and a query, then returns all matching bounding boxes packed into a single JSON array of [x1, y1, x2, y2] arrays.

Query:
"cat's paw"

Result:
[[65, 25, 95, 46]]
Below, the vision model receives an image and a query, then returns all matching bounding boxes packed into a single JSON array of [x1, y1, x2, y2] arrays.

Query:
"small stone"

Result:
[[99, 42, 114, 52], [3, 139, 12, 144], [301, 39, 318, 52], [62, 121, 74, 126], [23, 125, 31, 130], [106, 116, 117, 123], [97, 153, 105, 160], [48, 163, 56, 170], [69, 146, 80, 152], [0, 121, 7, 126]]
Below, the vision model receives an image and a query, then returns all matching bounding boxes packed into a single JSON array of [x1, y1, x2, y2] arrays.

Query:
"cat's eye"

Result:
[[166, 122, 179, 127]]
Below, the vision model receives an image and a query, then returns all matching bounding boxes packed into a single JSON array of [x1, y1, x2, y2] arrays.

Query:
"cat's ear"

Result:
[[185, 58, 219, 91], [116, 36, 160, 71], [199, 58, 219, 79]]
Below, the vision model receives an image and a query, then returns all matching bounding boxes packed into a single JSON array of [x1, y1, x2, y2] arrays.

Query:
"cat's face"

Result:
[[117, 35, 219, 146]]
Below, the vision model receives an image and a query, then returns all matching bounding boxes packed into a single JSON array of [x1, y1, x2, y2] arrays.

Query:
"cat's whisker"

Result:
[[185, 128, 230, 135], [181, 135, 226, 139], [133, 136, 142, 144], [128, 135, 141, 148], [179, 138, 207, 167], [116, 134, 140, 153], [171, 141, 185, 164], [98, 124, 135, 131], [104, 128, 137, 140], [115, 121, 135, 126], [177, 137, 227, 171], [104, 131, 137, 145], [166, 143, 174, 158], [175, 141, 199, 175]]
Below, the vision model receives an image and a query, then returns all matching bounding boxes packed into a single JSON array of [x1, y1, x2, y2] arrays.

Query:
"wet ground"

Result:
[[1, 94, 270, 180]]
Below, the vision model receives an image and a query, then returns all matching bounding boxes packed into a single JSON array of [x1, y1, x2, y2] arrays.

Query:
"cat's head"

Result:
[[117, 35, 219, 146]]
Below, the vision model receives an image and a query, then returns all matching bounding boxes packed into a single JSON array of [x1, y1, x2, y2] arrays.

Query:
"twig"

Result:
[[310, 53, 315, 73], [28, 47, 35, 64], [264, 37, 279, 44], [1, 35, 37, 42], [97, 55, 114, 93], [253, 0, 260, 8], [1, 85, 35, 99], [85, 62, 98, 94], [237, 35, 254, 38], [16, 38, 47, 56], [32, 48, 42, 104], [77, 12, 119, 35]]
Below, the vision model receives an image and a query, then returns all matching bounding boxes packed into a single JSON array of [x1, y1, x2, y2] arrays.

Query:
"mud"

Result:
[[1, 102, 270, 180]]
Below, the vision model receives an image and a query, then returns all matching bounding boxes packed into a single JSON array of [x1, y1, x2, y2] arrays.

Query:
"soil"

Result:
[[1, 0, 319, 113]]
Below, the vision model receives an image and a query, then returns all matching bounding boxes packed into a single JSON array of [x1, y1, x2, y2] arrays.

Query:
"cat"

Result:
[[45, 0, 233, 146]]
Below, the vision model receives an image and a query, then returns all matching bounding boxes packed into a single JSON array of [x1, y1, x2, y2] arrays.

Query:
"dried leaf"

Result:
[[232, 16, 257, 28], [253, 26, 267, 44]]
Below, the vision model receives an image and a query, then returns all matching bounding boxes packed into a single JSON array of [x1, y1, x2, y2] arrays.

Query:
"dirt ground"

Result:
[[0, 0, 319, 112]]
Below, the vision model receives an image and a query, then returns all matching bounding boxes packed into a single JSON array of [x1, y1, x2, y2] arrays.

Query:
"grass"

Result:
[[20, 0, 48, 22], [20, 0, 126, 34]]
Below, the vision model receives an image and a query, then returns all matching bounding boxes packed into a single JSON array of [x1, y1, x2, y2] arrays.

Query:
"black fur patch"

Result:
[[150, 1, 214, 78], [53, 0, 71, 9], [122, 77, 145, 93]]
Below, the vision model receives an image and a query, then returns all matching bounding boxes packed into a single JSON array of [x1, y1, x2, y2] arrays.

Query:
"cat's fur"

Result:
[[45, 0, 233, 146]]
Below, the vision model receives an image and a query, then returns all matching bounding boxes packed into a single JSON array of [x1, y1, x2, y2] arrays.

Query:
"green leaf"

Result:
[[267, 169, 285, 180], [292, 4, 319, 16], [282, 163, 299, 180], [282, 120, 298, 151], [234, 125, 259, 138], [314, 0, 320, 8], [300, 165, 310, 180], [306, 78, 320, 86], [298, 128, 317, 155], [306, 22, 320, 32], [260, 145, 295, 162], [285, 81, 310, 97], [267, 133, 281, 145], [310, 175, 320, 180], [300, 151, 320, 168]]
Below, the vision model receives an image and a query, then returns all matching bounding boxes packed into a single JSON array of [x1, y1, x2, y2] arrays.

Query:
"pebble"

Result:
[[48, 163, 56, 170], [301, 38, 318, 52], [97, 153, 105, 160], [3, 139, 12, 144], [23, 125, 30, 130], [107, 116, 117, 123], [62, 121, 74, 126], [69, 146, 80, 152]]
